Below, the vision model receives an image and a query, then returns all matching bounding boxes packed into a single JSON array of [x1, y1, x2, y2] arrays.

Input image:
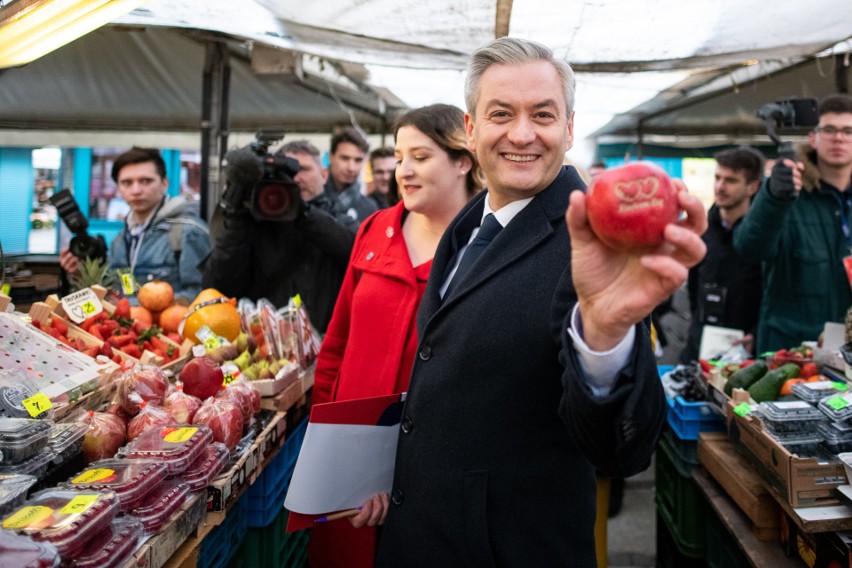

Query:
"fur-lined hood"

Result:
[[796, 143, 822, 193]]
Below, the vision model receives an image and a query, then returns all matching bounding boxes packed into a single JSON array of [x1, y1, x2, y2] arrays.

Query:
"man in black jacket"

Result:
[[202, 140, 354, 332], [681, 146, 764, 363], [352, 37, 708, 566]]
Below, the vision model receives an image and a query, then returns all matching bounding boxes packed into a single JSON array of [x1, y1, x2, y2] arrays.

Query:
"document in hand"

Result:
[[284, 392, 405, 532]]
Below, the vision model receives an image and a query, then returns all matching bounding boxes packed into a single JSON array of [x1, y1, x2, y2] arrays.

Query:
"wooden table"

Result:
[[692, 468, 801, 567]]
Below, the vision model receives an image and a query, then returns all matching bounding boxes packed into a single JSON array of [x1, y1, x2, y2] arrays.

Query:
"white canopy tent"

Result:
[[1, 0, 850, 169]]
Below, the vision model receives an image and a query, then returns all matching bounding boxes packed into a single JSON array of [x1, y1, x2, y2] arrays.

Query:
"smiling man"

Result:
[[735, 94, 852, 353], [350, 37, 708, 567]]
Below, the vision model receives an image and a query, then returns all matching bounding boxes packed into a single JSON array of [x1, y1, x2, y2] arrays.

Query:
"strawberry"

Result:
[[50, 317, 68, 335], [120, 344, 142, 358], [113, 297, 131, 319]]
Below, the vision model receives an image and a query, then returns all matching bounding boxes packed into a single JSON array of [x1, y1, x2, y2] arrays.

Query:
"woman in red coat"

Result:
[[309, 104, 483, 568]]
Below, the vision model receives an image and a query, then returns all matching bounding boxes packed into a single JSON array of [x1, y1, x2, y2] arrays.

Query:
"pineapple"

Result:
[[69, 257, 116, 292]]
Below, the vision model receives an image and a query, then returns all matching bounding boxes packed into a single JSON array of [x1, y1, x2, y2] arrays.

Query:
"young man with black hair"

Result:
[[323, 126, 378, 231]]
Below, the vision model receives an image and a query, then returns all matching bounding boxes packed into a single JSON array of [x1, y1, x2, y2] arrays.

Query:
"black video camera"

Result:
[[247, 131, 302, 222], [49, 189, 108, 261], [757, 98, 819, 160]]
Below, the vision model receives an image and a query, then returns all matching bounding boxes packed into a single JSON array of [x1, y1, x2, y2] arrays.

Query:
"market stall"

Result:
[[0, 283, 315, 568], [659, 328, 852, 567]]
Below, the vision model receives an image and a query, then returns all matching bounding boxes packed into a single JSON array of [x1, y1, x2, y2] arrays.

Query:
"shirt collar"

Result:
[[482, 193, 534, 228]]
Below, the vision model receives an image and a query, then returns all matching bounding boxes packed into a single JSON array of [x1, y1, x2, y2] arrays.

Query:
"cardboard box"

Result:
[[727, 400, 847, 507], [206, 438, 259, 515]]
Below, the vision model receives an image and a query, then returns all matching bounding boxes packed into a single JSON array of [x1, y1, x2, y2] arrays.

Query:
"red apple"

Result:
[[216, 384, 252, 422], [180, 356, 225, 400], [585, 162, 679, 253], [117, 365, 170, 415], [193, 398, 243, 450], [164, 383, 203, 424], [80, 411, 126, 464], [127, 401, 172, 441]]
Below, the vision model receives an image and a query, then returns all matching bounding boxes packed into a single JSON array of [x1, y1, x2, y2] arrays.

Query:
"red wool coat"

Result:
[[310, 202, 430, 568], [313, 202, 430, 406]]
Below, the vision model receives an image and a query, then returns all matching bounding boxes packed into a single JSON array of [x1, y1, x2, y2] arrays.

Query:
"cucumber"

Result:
[[747, 363, 801, 403], [724, 361, 768, 396]]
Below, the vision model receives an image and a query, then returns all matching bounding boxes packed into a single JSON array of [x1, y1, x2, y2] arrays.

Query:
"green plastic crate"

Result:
[[655, 432, 707, 558], [705, 506, 749, 568], [229, 506, 310, 568]]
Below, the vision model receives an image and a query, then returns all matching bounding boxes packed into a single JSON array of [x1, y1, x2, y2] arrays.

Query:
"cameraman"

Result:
[[59, 147, 210, 300], [202, 140, 354, 333], [735, 94, 852, 352]]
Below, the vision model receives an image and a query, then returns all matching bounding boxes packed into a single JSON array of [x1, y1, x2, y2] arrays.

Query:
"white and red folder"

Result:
[[284, 392, 405, 532]]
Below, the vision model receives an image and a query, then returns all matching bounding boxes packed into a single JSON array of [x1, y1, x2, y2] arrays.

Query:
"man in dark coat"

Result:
[[352, 37, 708, 567]]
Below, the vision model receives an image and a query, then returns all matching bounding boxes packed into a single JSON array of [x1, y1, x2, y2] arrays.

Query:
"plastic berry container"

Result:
[[0, 529, 61, 568], [792, 380, 850, 404], [0, 450, 56, 480], [47, 421, 88, 465], [126, 479, 190, 533], [0, 488, 120, 557], [767, 431, 824, 458], [0, 418, 52, 465], [0, 474, 38, 516], [818, 392, 852, 422], [817, 421, 852, 455], [61, 459, 168, 512], [117, 425, 213, 476], [64, 516, 143, 568], [757, 400, 826, 435], [183, 442, 230, 491]]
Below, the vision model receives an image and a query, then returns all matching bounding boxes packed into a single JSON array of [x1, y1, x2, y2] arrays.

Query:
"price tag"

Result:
[[163, 427, 198, 444], [118, 270, 137, 295], [2, 506, 54, 529], [827, 396, 850, 411], [60, 288, 104, 324], [833, 382, 849, 392], [21, 392, 52, 418], [60, 494, 98, 515], [733, 402, 752, 417], [204, 335, 221, 351], [292, 294, 302, 308], [223, 370, 241, 386]]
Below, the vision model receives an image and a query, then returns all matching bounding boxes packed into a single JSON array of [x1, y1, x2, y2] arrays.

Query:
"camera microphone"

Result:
[[222, 145, 262, 211]]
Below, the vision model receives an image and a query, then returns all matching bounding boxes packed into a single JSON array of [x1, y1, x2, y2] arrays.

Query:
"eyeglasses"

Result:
[[814, 125, 852, 139]]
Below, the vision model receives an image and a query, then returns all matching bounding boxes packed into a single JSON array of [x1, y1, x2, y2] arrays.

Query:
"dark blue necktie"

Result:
[[445, 213, 502, 297]]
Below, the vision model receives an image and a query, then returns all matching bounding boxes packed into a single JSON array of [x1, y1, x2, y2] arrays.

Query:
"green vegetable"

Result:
[[724, 361, 768, 396], [747, 364, 801, 403]]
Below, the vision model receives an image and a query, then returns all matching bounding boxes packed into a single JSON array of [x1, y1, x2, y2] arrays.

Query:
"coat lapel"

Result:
[[422, 167, 583, 319]]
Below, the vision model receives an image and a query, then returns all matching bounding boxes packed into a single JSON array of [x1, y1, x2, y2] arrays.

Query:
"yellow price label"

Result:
[[163, 427, 198, 443], [204, 335, 221, 351], [2, 506, 54, 529], [72, 468, 116, 484], [222, 371, 240, 386], [59, 494, 98, 515], [119, 272, 136, 295], [81, 301, 97, 315], [21, 392, 52, 417]]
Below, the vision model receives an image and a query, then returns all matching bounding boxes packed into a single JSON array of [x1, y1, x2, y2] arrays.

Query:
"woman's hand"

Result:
[[349, 492, 389, 528]]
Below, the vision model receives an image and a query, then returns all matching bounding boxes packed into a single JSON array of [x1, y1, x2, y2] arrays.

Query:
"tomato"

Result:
[[780, 378, 806, 396]]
